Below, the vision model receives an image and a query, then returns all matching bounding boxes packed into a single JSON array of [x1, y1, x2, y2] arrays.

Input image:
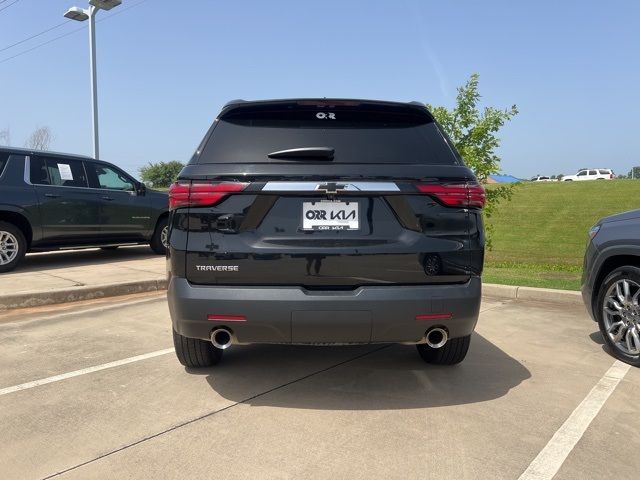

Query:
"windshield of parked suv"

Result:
[[194, 104, 461, 165]]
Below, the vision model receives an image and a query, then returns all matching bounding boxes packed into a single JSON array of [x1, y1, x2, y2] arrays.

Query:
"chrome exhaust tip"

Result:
[[211, 328, 233, 350], [425, 327, 448, 349]]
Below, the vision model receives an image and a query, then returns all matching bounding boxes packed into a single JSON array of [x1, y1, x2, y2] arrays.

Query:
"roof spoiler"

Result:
[[219, 98, 433, 120]]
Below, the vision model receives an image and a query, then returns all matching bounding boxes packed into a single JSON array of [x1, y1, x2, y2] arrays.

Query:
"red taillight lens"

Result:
[[169, 182, 249, 210], [467, 184, 486, 208], [168, 182, 190, 210], [189, 182, 248, 208], [416, 183, 486, 209]]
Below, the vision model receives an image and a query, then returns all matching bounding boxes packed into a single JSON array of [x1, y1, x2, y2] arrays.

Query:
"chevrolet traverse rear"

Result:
[[167, 99, 485, 367]]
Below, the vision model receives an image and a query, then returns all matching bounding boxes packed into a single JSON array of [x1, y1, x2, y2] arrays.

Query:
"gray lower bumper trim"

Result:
[[168, 277, 482, 344]]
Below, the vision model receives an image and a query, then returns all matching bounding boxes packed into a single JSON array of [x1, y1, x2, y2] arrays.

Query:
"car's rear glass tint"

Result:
[[194, 103, 461, 165]]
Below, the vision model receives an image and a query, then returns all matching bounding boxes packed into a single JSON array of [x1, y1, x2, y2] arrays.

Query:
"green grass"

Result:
[[483, 262, 583, 290], [485, 180, 639, 290]]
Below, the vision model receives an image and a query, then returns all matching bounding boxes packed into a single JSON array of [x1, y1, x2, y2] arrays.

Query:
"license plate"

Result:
[[302, 201, 359, 230]]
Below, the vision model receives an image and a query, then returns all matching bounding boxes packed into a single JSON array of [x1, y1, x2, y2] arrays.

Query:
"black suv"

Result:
[[582, 210, 640, 366], [0, 147, 169, 272], [167, 99, 485, 367]]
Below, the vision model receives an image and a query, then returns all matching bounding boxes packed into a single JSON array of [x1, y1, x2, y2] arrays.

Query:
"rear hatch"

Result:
[[172, 99, 484, 288]]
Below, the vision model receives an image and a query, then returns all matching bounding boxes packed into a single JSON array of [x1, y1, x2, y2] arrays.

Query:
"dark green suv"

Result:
[[0, 147, 169, 272]]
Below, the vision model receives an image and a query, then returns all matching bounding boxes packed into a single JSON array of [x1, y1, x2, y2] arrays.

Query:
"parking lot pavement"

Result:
[[0, 247, 165, 308], [0, 294, 637, 480]]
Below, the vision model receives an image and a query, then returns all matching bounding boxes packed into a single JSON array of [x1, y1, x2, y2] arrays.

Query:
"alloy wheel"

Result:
[[0, 231, 19, 266], [161, 225, 169, 248], [602, 278, 640, 355]]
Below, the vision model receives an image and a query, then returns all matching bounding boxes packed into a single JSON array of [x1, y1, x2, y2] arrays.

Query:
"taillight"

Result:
[[416, 183, 486, 209], [169, 182, 249, 210], [168, 183, 190, 209]]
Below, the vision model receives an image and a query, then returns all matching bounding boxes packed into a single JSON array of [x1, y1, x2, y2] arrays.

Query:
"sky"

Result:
[[1, 0, 639, 179]]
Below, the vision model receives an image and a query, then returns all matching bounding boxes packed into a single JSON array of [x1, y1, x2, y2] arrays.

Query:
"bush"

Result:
[[139, 161, 184, 188]]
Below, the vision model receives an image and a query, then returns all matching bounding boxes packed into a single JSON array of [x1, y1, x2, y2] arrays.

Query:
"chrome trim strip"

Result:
[[262, 182, 318, 191], [262, 181, 399, 192]]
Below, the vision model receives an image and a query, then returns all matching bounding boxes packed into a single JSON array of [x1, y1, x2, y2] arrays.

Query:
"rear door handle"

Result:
[[101, 196, 114, 201], [44, 193, 60, 198]]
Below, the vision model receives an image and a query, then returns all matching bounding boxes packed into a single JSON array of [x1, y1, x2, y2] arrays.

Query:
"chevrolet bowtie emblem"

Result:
[[316, 183, 347, 194]]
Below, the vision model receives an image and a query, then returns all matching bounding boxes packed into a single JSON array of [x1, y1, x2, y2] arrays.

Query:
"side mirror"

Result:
[[136, 182, 147, 196]]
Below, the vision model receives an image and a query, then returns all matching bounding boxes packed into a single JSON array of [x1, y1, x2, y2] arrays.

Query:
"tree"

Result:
[[0, 127, 9, 146], [139, 160, 185, 188], [427, 73, 518, 246], [627, 167, 640, 179], [24, 126, 52, 150]]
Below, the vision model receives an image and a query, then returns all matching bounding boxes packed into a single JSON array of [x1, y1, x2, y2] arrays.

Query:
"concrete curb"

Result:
[[483, 283, 583, 305], [0, 279, 168, 311], [0, 279, 583, 311]]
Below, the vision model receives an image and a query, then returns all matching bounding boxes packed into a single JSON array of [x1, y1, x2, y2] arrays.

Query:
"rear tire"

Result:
[[150, 216, 168, 255], [0, 221, 27, 273], [595, 266, 640, 367], [416, 334, 471, 365], [172, 329, 222, 368]]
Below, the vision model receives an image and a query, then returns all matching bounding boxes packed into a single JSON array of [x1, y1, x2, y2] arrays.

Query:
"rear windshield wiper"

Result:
[[267, 147, 334, 160]]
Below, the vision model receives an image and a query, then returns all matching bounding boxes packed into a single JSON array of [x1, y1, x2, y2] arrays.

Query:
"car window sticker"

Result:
[[58, 163, 74, 181]]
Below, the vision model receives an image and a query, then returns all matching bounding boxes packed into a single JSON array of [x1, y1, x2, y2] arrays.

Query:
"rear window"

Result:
[[599, 169, 611, 174], [193, 102, 461, 165], [30, 156, 88, 188]]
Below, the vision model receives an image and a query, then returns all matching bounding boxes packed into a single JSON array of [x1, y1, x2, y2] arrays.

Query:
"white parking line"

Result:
[[518, 360, 631, 480], [0, 348, 175, 397]]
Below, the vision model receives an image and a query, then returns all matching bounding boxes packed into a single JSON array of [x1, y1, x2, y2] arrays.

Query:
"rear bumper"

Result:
[[168, 277, 482, 345]]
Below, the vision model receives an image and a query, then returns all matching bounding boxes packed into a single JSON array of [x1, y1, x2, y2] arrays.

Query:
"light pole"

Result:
[[64, 0, 122, 160]]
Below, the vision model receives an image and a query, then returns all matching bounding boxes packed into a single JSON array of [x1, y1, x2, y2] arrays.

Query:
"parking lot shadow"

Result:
[[199, 334, 531, 410], [588, 330, 619, 361], [19, 246, 157, 273], [589, 330, 605, 345]]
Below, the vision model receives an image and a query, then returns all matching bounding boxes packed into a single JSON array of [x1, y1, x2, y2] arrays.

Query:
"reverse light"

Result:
[[416, 183, 486, 209], [169, 182, 249, 210]]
